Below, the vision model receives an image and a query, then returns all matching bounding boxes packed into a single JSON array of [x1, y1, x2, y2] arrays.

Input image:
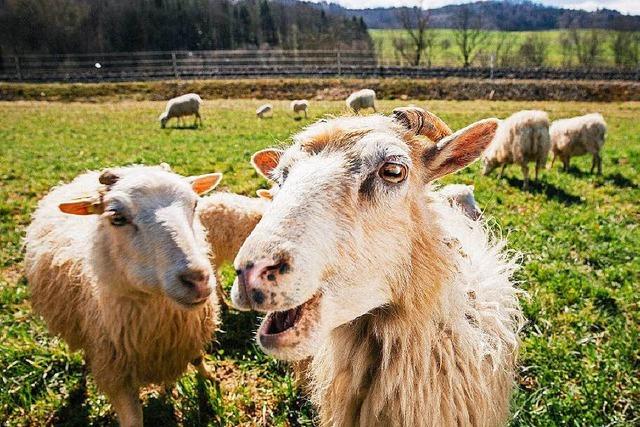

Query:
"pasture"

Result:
[[0, 99, 638, 426], [369, 29, 619, 67]]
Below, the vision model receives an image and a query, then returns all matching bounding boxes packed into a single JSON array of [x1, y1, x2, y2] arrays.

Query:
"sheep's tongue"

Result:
[[267, 306, 301, 334]]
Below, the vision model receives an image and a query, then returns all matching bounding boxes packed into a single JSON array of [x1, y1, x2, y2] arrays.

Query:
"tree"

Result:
[[518, 34, 547, 67], [392, 1, 434, 67], [561, 16, 604, 68], [453, 4, 489, 68]]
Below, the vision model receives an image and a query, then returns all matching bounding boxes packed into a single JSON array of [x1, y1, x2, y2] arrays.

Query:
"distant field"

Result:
[[370, 29, 618, 67], [1, 99, 639, 425]]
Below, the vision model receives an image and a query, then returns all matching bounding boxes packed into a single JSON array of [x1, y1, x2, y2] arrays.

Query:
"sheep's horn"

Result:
[[99, 169, 120, 186], [392, 107, 453, 142]]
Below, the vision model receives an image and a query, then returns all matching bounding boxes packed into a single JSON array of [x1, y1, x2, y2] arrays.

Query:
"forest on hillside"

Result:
[[0, 0, 372, 55]]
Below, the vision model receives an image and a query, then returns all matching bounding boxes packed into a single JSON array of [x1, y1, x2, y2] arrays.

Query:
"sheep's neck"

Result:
[[313, 206, 458, 426]]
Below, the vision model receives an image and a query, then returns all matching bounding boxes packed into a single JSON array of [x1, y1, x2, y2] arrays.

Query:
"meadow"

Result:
[[0, 98, 638, 426], [369, 29, 619, 67]]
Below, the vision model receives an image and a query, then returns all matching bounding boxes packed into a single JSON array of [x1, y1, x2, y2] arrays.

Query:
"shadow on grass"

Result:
[[505, 177, 583, 205], [51, 376, 90, 426], [143, 394, 179, 426], [605, 172, 638, 189], [214, 308, 259, 358]]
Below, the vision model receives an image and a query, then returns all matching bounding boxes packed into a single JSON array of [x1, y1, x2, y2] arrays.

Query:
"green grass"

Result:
[[370, 29, 618, 67], [1, 99, 639, 426]]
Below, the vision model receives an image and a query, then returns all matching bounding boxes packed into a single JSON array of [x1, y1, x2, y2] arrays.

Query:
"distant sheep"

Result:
[[482, 110, 550, 190], [346, 89, 377, 114], [550, 113, 606, 174], [25, 166, 222, 427], [290, 100, 309, 118], [159, 93, 202, 128], [436, 184, 481, 220], [256, 103, 273, 119]]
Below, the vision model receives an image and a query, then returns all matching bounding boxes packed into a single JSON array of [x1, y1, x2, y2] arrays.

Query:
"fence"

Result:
[[1, 50, 638, 82]]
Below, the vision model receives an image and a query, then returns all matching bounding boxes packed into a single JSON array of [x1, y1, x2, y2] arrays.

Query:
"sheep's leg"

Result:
[[499, 164, 506, 179], [590, 154, 596, 174], [535, 162, 540, 182], [521, 164, 529, 190], [192, 355, 215, 382], [110, 386, 142, 427], [372, 105, 377, 113], [195, 112, 202, 127], [598, 154, 602, 175], [304, 110, 307, 119], [549, 153, 556, 170]]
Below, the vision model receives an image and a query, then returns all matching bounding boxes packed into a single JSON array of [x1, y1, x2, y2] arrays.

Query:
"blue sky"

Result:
[[307, 1, 640, 14]]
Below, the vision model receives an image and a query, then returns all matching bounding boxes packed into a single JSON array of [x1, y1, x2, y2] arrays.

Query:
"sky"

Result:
[[307, 1, 640, 15]]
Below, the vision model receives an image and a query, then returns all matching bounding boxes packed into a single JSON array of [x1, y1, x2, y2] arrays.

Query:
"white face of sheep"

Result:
[[58, 167, 222, 309], [232, 109, 498, 361]]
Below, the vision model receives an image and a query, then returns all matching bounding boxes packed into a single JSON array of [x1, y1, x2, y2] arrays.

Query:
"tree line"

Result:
[[391, 3, 640, 69], [0, 0, 372, 55]]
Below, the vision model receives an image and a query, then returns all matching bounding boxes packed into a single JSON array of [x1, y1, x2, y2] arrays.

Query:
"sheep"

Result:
[[256, 103, 273, 119], [232, 108, 523, 426], [549, 113, 606, 174], [290, 99, 309, 118], [198, 192, 267, 267], [159, 93, 203, 128], [24, 165, 223, 427], [346, 89, 377, 114], [482, 110, 550, 190], [436, 184, 482, 220]]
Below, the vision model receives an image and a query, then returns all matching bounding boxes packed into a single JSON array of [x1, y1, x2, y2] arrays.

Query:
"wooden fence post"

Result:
[[337, 50, 341, 77], [14, 56, 22, 81], [171, 52, 179, 79]]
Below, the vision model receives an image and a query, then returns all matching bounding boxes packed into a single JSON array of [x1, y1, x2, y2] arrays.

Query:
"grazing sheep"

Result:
[[549, 113, 606, 174], [159, 93, 202, 128], [346, 89, 377, 114], [482, 110, 550, 190], [25, 166, 222, 427], [256, 103, 273, 119], [232, 108, 523, 426], [437, 184, 482, 220], [290, 100, 309, 118]]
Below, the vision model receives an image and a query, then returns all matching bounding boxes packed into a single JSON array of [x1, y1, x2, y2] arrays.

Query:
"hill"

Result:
[[309, 0, 640, 30]]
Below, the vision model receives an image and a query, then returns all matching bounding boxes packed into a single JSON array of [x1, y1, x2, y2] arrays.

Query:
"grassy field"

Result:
[[0, 99, 638, 426], [370, 29, 618, 67]]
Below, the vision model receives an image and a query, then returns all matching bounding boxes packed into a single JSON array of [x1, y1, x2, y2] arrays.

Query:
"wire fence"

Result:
[[1, 50, 638, 82]]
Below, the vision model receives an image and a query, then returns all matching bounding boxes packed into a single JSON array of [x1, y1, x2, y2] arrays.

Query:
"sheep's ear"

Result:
[[59, 196, 104, 215], [251, 149, 283, 180], [392, 107, 453, 142], [256, 189, 273, 200], [422, 118, 498, 182], [188, 173, 222, 195]]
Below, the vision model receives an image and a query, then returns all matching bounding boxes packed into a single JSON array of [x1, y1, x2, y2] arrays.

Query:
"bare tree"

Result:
[[392, 1, 434, 67], [609, 17, 640, 68], [493, 31, 516, 67], [561, 16, 604, 68], [519, 34, 547, 67], [453, 4, 489, 68]]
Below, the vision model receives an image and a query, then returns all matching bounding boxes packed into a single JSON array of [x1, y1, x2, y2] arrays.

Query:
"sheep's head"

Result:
[[159, 112, 169, 128], [58, 166, 222, 309], [232, 108, 497, 361]]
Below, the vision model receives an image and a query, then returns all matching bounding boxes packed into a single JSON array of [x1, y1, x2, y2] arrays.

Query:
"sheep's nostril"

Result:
[[178, 269, 211, 299]]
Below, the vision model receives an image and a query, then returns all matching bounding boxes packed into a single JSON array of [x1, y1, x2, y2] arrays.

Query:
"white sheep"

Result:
[[346, 89, 377, 114], [25, 166, 222, 427], [256, 103, 273, 119], [436, 184, 481, 220], [290, 99, 309, 118], [159, 93, 203, 128], [549, 113, 606, 174], [482, 110, 551, 190]]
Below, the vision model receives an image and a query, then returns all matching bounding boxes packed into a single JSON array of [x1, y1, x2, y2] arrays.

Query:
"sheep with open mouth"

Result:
[[232, 108, 523, 426]]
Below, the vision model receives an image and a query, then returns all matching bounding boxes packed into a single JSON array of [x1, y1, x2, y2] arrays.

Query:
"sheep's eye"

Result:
[[379, 162, 407, 184], [108, 211, 128, 227]]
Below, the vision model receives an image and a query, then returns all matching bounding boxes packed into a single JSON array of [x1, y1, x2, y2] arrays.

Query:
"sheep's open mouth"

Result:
[[258, 292, 321, 348]]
